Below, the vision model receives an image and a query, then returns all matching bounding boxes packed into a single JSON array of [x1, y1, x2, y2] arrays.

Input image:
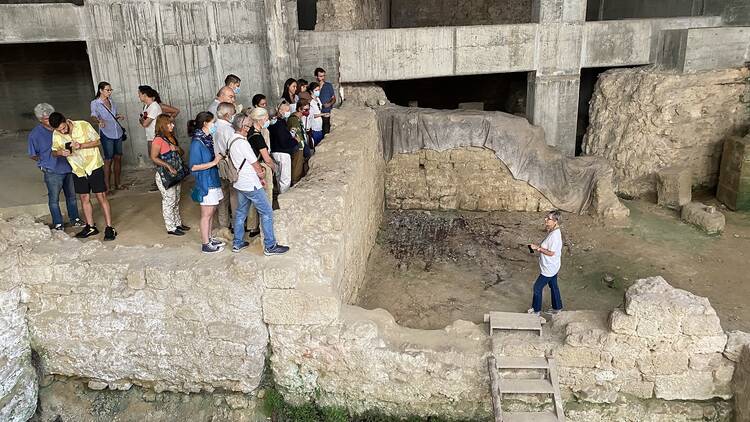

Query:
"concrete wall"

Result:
[[0, 42, 94, 131], [0, 1, 277, 167], [659, 26, 750, 72], [390, 0, 533, 28], [387, 148, 554, 212]]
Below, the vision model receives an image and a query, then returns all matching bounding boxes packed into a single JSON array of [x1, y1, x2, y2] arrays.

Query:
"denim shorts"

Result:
[[100, 133, 124, 160]]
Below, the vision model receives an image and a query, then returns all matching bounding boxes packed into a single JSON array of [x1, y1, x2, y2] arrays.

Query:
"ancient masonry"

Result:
[[2, 108, 750, 421]]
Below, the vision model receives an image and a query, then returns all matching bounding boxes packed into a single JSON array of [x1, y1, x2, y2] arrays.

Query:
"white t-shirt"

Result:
[[306, 98, 323, 132], [539, 228, 563, 277], [207, 99, 220, 117], [213, 119, 234, 156], [229, 135, 262, 192], [143, 101, 162, 142]]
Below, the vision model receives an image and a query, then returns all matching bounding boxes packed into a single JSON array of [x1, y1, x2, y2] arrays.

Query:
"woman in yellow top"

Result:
[[50, 112, 117, 241]]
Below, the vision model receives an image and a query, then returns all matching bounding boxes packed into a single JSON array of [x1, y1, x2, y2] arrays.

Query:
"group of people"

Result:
[[27, 67, 337, 256]]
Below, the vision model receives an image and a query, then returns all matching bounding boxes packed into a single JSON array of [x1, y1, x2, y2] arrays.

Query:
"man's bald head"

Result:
[[216, 86, 236, 104]]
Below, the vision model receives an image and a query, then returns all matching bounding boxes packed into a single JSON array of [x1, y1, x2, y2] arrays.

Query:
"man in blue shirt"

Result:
[[27, 103, 82, 230], [315, 67, 336, 134]]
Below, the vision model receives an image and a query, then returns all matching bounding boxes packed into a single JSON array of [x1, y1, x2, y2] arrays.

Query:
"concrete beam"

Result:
[[658, 26, 750, 71], [581, 16, 722, 68], [0, 4, 85, 44]]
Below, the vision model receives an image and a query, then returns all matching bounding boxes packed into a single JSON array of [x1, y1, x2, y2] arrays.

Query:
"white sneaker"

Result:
[[527, 308, 540, 316]]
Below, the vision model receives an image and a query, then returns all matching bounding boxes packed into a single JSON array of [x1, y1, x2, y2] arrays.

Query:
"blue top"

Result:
[[90, 98, 124, 140], [189, 132, 221, 201], [27, 124, 73, 175], [319, 81, 335, 113]]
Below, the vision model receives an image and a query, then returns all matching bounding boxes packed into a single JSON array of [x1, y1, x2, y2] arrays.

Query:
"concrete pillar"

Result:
[[527, 0, 585, 156], [264, 0, 300, 102]]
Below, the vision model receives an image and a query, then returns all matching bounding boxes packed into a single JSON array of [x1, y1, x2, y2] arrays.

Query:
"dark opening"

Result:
[[297, 0, 317, 30], [0, 41, 93, 130], [576, 66, 634, 155], [585, 0, 722, 21], [378, 72, 529, 116]]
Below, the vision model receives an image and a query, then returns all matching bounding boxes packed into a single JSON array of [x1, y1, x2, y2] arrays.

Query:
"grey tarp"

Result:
[[377, 106, 613, 214]]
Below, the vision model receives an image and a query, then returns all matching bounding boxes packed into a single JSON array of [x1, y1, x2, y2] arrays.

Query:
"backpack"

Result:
[[217, 136, 246, 183]]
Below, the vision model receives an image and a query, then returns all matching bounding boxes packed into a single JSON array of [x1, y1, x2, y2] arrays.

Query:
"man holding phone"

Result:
[[50, 112, 117, 241]]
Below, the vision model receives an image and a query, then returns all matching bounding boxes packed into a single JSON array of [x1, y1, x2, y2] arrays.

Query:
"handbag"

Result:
[[101, 100, 128, 141], [156, 139, 189, 188]]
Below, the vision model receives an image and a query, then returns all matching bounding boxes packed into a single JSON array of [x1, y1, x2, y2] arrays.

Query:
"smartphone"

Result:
[[64, 142, 73, 152], [528, 245, 534, 254]]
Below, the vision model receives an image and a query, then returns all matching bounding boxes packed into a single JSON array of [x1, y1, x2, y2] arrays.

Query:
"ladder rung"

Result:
[[500, 379, 555, 394], [505, 411, 559, 422], [496, 356, 549, 369]]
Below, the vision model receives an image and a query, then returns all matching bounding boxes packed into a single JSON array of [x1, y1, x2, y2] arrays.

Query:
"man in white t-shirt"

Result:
[[208, 86, 237, 117], [214, 102, 239, 228], [528, 210, 564, 315], [228, 113, 289, 256]]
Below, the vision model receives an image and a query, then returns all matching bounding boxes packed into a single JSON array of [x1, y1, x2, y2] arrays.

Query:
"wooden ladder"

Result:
[[484, 312, 565, 422]]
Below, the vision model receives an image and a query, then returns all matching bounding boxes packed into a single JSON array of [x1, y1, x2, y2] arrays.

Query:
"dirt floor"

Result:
[[357, 197, 750, 332]]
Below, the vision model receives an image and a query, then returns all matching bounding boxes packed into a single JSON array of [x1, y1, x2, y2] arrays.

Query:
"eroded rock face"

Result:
[[0, 217, 43, 422], [315, 0, 389, 30], [583, 66, 750, 198], [735, 346, 750, 422]]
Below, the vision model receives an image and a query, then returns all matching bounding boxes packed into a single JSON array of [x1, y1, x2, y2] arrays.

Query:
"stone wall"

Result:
[[315, 0, 390, 30], [0, 217, 269, 396], [390, 0, 533, 27], [0, 219, 38, 422], [583, 66, 750, 198], [386, 147, 555, 212], [735, 345, 750, 421]]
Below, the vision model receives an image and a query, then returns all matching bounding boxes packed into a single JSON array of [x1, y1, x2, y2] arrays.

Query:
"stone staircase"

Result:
[[484, 312, 565, 422]]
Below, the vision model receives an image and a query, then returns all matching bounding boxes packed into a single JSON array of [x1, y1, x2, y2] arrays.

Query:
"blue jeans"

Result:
[[311, 130, 324, 146], [234, 187, 276, 250], [43, 170, 80, 225], [531, 273, 563, 312], [100, 133, 123, 160]]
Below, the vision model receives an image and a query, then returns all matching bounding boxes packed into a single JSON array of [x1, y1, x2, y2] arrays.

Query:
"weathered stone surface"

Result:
[[584, 66, 750, 197], [717, 135, 750, 211], [681, 202, 726, 234], [341, 83, 390, 107], [390, 0, 532, 28], [1, 218, 270, 395], [0, 218, 40, 422], [315, 0, 389, 30], [735, 345, 750, 422], [656, 166, 692, 209], [386, 147, 555, 212], [725, 330, 750, 362]]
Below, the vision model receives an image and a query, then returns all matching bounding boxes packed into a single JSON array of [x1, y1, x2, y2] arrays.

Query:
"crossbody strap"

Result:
[[227, 136, 247, 171], [100, 100, 125, 131]]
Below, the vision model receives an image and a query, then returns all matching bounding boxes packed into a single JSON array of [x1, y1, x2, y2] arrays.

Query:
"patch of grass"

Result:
[[262, 385, 482, 422]]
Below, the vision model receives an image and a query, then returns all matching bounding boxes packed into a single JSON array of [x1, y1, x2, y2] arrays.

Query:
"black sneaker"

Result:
[[71, 218, 85, 227], [52, 224, 64, 231], [202, 243, 224, 254], [263, 244, 290, 256], [232, 241, 250, 253], [210, 238, 226, 248], [177, 225, 191, 231], [75, 225, 99, 238], [167, 228, 186, 236], [103, 226, 117, 241]]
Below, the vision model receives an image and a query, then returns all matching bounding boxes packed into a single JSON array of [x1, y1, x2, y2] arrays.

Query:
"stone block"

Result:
[[653, 370, 730, 400], [609, 308, 637, 335], [681, 314, 724, 336], [656, 166, 691, 209], [619, 380, 654, 399], [262, 288, 340, 325], [717, 135, 750, 211], [681, 202, 726, 234], [724, 330, 750, 362], [637, 352, 689, 376]]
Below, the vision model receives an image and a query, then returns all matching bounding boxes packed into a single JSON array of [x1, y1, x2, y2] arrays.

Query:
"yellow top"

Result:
[[52, 120, 103, 177]]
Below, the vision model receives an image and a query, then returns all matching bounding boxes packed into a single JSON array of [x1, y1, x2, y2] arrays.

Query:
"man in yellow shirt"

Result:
[[50, 112, 117, 241]]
